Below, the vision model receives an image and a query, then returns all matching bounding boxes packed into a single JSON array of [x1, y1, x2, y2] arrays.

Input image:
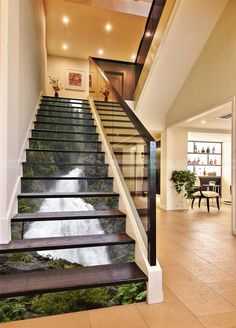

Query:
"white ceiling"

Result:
[[177, 101, 232, 131], [135, 0, 229, 132], [64, 0, 152, 17], [44, 0, 147, 61]]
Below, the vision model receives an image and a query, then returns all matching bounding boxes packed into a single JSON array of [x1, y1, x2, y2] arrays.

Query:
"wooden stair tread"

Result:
[[27, 149, 104, 154], [18, 192, 119, 198], [99, 113, 127, 117], [111, 141, 145, 145], [21, 176, 112, 180], [0, 262, 147, 297], [107, 133, 140, 137], [42, 96, 88, 101], [104, 126, 136, 130], [12, 209, 126, 222], [25, 161, 106, 165], [0, 233, 134, 254], [101, 119, 131, 123]]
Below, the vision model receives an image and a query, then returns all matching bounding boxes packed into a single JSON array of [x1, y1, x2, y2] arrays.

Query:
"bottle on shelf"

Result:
[[212, 146, 215, 154], [197, 157, 200, 165], [209, 159, 213, 165], [214, 157, 217, 165], [199, 168, 202, 176], [193, 158, 196, 165], [194, 144, 198, 153], [203, 167, 206, 176], [201, 147, 205, 153], [187, 159, 192, 165], [206, 146, 210, 154]]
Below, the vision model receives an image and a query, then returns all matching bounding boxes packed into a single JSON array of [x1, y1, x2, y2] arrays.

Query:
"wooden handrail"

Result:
[[135, 0, 167, 83]]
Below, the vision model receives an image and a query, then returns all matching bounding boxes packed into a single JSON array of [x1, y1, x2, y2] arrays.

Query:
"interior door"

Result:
[[105, 71, 124, 97]]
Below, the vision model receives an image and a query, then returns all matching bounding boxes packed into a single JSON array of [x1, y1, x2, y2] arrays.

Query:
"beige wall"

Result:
[[160, 127, 188, 210], [46, 55, 89, 99], [167, 0, 236, 127], [0, 0, 46, 243]]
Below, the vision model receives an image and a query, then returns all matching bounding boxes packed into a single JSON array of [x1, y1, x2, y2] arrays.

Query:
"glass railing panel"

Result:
[[89, 58, 157, 265], [89, 60, 149, 237]]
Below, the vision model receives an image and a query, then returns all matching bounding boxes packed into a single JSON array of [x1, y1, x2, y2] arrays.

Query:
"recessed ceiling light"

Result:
[[105, 23, 112, 32], [131, 54, 136, 60], [62, 43, 68, 50], [62, 16, 69, 24], [98, 49, 104, 55], [146, 31, 152, 37], [201, 120, 206, 124]]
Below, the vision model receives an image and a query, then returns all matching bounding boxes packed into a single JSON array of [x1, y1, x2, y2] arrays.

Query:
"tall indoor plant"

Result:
[[170, 170, 197, 206]]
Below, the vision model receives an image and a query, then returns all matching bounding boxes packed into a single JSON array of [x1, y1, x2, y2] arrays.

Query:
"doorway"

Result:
[[105, 70, 124, 97]]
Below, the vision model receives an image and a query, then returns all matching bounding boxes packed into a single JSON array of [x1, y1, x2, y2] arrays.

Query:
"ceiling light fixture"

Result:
[[201, 120, 206, 124], [98, 49, 104, 55], [131, 54, 136, 60], [62, 16, 69, 24], [62, 43, 68, 50], [146, 31, 152, 37], [105, 23, 112, 32]]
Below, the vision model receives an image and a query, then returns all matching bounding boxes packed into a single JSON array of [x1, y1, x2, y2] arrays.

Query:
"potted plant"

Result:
[[100, 85, 110, 102], [49, 76, 63, 98], [170, 170, 197, 207]]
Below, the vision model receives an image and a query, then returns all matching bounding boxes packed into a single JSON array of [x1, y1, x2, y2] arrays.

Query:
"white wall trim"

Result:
[[231, 96, 236, 235], [88, 96, 163, 304], [5, 91, 42, 236]]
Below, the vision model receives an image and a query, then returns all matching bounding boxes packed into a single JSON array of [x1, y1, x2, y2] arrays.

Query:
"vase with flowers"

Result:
[[49, 76, 63, 98], [100, 85, 110, 102]]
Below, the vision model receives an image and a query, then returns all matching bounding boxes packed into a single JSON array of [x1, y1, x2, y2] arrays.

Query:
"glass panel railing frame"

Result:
[[89, 57, 157, 266]]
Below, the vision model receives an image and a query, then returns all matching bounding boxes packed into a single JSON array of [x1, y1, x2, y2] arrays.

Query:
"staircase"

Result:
[[0, 96, 147, 299]]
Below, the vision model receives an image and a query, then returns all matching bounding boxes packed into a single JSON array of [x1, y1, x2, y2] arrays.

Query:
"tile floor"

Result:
[[1, 205, 236, 328]]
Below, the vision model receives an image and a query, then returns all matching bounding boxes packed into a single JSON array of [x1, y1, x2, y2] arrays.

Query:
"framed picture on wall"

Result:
[[89, 72, 95, 92], [64, 69, 85, 90]]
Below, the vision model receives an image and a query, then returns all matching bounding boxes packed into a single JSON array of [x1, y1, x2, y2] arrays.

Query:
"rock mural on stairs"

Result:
[[0, 97, 146, 323]]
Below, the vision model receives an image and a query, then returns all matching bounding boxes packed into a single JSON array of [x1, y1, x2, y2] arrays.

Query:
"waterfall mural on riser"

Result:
[[24, 168, 111, 266]]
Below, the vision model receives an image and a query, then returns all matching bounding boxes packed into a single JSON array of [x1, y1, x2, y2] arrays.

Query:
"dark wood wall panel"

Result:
[[92, 58, 136, 100]]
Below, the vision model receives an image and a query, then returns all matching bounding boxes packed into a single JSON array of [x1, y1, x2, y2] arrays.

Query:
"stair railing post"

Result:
[[147, 140, 157, 266]]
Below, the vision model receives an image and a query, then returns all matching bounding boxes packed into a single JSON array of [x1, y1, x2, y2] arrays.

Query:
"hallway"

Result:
[[1, 205, 236, 328]]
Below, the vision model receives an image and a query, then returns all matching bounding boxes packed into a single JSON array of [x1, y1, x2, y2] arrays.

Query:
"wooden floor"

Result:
[[2, 204, 236, 328]]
